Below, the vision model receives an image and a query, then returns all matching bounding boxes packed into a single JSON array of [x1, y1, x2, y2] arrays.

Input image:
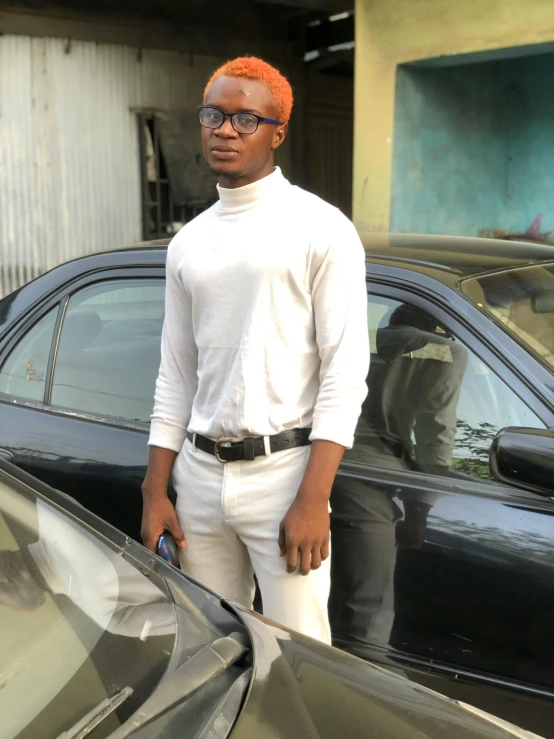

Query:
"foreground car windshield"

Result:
[[461, 262, 554, 369], [0, 473, 179, 738]]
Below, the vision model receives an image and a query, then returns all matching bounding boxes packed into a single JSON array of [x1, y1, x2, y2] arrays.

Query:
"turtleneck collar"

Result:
[[217, 167, 287, 213]]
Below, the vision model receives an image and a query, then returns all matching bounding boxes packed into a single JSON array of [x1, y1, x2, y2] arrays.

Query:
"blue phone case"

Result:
[[157, 532, 181, 568]]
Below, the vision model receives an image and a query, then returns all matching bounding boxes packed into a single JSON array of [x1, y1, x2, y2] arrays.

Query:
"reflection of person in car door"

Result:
[[330, 304, 468, 649]]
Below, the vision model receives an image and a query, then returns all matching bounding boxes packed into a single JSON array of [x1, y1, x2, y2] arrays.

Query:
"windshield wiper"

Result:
[[57, 686, 133, 739], [111, 633, 250, 738]]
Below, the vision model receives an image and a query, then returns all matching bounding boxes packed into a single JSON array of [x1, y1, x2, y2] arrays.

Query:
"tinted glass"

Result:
[[51, 280, 164, 422], [348, 295, 545, 481], [461, 263, 554, 370], [0, 472, 176, 738], [0, 307, 58, 402]]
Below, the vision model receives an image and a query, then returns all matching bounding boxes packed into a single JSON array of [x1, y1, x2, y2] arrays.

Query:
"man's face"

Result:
[[202, 75, 287, 188]]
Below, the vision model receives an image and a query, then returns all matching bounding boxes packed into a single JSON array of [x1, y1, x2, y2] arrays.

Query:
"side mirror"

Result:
[[490, 427, 554, 496]]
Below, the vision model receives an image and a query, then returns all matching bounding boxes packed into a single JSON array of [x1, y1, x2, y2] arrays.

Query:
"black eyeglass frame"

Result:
[[198, 105, 283, 135]]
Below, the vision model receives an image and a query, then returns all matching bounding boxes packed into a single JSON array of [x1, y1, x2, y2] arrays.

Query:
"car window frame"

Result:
[[0, 266, 166, 432], [337, 265, 554, 506]]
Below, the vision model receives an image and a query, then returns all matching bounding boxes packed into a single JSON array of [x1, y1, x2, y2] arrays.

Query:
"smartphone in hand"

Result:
[[157, 531, 181, 569]]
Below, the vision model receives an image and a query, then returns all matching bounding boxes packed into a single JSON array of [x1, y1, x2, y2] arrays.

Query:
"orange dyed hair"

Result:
[[204, 56, 293, 124]]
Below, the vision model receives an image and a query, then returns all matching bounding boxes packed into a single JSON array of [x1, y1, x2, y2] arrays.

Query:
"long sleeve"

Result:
[[148, 244, 198, 452], [309, 217, 369, 449]]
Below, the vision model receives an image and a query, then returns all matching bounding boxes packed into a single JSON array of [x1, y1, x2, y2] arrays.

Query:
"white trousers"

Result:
[[173, 438, 331, 644]]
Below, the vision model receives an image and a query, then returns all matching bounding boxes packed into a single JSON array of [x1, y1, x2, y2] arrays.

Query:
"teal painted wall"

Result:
[[391, 52, 554, 237], [507, 54, 554, 234]]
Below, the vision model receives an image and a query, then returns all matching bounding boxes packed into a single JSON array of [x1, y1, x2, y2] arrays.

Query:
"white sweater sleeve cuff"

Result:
[[309, 418, 356, 450], [148, 419, 187, 453]]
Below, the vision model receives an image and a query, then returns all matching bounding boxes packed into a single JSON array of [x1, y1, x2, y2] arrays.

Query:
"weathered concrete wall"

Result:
[[354, 0, 554, 232], [391, 53, 554, 237], [391, 62, 510, 236], [507, 53, 554, 234]]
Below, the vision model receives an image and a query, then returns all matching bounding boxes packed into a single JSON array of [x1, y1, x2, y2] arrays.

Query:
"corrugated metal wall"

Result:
[[0, 35, 230, 298]]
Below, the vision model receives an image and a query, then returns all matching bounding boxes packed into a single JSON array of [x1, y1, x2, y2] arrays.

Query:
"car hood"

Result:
[[233, 607, 542, 739]]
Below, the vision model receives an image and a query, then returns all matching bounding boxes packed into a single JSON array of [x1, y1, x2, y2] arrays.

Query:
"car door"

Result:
[[330, 271, 554, 737], [0, 268, 166, 541]]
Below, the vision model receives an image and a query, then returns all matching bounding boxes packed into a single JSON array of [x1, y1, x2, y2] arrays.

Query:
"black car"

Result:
[[1, 458, 533, 739], [1, 233, 554, 736]]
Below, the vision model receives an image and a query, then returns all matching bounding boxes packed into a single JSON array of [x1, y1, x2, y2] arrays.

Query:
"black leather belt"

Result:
[[186, 428, 311, 463]]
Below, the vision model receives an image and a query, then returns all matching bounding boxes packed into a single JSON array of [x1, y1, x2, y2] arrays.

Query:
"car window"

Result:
[[461, 262, 554, 370], [348, 295, 546, 481], [0, 307, 59, 403], [0, 472, 176, 738], [51, 280, 165, 423]]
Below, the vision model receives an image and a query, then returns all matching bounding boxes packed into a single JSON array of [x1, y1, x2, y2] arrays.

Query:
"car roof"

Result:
[[30, 231, 554, 280], [361, 232, 554, 283], [12, 231, 554, 286], [3, 233, 554, 338]]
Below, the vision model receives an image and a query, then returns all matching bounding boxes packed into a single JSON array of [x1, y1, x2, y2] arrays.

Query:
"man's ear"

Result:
[[272, 124, 288, 151]]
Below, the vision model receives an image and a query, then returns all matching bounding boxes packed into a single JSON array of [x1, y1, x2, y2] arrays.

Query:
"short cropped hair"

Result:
[[204, 56, 293, 124]]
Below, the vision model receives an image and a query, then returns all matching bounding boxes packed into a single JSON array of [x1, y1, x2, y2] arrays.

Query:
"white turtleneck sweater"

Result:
[[148, 167, 369, 452]]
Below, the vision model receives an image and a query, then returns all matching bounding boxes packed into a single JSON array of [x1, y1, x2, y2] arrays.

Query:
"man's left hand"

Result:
[[278, 497, 330, 576]]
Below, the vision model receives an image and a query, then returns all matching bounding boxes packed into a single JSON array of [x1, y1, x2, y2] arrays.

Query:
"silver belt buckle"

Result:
[[214, 438, 232, 463]]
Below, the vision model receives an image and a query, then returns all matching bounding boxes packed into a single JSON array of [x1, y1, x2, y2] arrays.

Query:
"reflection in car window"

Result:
[[461, 262, 554, 370], [330, 295, 549, 662], [51, 279, 165, 422], [348, 295, 545, 482], [0, 474, 176, 738], [0, 307, 58, 403]]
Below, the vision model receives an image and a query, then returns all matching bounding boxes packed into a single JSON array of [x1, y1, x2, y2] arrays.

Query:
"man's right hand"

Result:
[[141, 445, 184, 553], [141, 491, 186, 553]]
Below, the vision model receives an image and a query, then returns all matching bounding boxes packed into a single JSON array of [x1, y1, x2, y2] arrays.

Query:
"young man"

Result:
[[141, 57, 369, 643]]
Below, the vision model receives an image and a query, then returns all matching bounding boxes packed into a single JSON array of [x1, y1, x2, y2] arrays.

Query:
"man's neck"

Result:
[[217, 162, 275, 190]]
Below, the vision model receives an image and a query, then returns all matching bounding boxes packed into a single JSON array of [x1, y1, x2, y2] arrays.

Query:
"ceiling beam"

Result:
[[0, 7, 292, 63]]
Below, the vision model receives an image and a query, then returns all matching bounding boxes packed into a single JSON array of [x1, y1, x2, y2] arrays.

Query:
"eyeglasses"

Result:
[[199, 105, 282, 135]]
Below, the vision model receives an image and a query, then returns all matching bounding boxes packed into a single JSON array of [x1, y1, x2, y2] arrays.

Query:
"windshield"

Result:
[[0, 472, 178, 738], [461, 262, 554, 369]]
